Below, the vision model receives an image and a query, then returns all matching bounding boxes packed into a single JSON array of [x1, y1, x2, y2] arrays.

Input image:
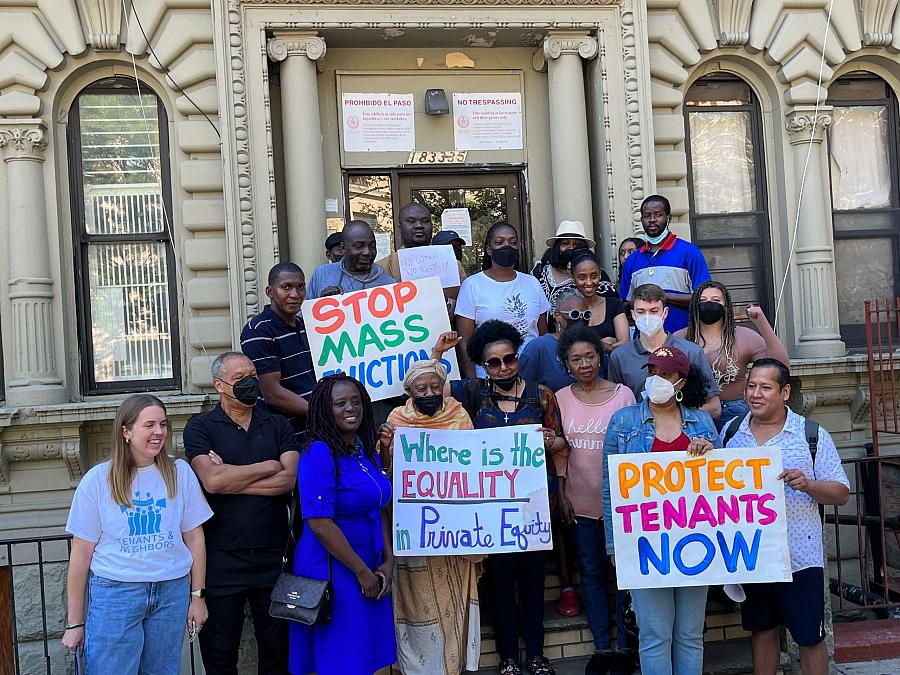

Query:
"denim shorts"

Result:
[[85, 572, 189, 674]]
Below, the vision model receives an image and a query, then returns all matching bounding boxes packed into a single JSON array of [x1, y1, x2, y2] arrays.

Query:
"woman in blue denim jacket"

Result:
[[602, 346, 720, 675]]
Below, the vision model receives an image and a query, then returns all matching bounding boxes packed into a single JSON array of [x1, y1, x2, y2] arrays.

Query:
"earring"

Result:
[[675, 391, 683, 402]]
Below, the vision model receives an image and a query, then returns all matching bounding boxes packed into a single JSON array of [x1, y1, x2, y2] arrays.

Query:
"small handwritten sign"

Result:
[[607, 447, 791, 589], [301, 278, 459, 400], [398, 246, 461, 289], [392, 425, 552, 556]]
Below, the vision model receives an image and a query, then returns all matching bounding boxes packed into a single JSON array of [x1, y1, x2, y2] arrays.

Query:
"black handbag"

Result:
[[269, 487, 334, 625]]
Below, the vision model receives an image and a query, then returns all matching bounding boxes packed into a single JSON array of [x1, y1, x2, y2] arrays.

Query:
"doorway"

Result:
[[345, 170, 525, 276]]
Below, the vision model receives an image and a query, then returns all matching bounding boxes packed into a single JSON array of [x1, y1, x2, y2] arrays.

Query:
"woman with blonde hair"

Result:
[[62, 394, 213, 674], [378, 353, 483, 675]]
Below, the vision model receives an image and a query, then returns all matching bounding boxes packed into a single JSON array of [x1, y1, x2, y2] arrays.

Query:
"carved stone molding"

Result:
[[791, 387, 858, 417], [785, 109, 832, 145], [77, 0, 123, 50], [861, 0, 899, 46], [0, 126, 48, 161], [543, 31, 599, 61], [267, 34, 326, 63], [715, 0, 753, 46], [0, 444, 8, 490], [250, 0, 619, 4], [0, 437, 85, 487]]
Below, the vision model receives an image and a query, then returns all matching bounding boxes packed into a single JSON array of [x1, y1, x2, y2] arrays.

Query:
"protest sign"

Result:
[[440, 208, 472, 245], [392, 424, 552, 556], [301, 277, 459, 401], [398, 245, 461, 289], [607, 447, 791, 589]]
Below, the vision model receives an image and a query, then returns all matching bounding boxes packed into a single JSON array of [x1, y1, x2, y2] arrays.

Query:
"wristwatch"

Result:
[[191, 588, 206, 598]]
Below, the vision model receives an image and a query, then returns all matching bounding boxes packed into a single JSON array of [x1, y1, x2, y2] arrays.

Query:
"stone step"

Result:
[[833, 618, 900, 663]]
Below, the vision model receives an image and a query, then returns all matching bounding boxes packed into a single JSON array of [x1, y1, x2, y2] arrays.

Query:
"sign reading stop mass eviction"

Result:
[[607, 447, 791, 589], [392, 425, 552, 556], [453, 93, 523, 150], [342, 93, 415, 152], [301, 277, 459, 401]]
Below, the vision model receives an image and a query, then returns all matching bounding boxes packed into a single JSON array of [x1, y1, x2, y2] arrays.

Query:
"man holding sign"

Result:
[[721, 359, 849, 675]]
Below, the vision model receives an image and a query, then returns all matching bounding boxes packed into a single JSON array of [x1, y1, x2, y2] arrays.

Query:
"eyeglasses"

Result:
[[484, 353, 518, 370], [560, 309, 592, 321]]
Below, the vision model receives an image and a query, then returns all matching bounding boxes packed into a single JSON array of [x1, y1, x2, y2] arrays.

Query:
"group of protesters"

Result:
[[61, 195, 850, 675]]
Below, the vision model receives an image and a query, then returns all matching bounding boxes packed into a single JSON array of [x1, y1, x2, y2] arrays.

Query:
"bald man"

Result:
[[306, 220, 396, 298]]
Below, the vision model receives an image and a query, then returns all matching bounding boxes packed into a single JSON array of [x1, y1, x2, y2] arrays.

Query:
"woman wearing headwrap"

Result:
[[377, 358, 483, 675]]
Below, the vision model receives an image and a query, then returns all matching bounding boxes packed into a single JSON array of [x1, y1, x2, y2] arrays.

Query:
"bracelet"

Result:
[[65, 623, 85, 630]]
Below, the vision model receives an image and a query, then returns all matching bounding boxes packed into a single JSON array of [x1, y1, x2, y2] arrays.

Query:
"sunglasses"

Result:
[[560, 309, 592, 321], [484, 353, 518, 370]]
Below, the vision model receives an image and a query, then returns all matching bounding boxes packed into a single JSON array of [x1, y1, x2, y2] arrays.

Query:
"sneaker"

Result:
[[609, 648, 636, 675], [526, 656, 556, 675], [556, 587, 581, 616], [585, 650, 612, 675], [498, 659, 522, 675]]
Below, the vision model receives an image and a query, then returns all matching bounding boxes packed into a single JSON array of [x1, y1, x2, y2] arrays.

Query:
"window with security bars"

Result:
[[827, 73, 900, 348], [68, 78, 179, 392], [684, 74, 775, 319]]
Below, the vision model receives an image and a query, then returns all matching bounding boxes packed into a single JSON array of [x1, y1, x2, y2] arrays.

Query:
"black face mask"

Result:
[[414, 394, 444, 417], [557, 248, 576, 268], [698, 301, 726, 325], [491, 374, 519, 391], [565, 318, 589, 330], [223, 376, 260, 406], [491, 245, 519, 269], [452, 247, 463, 262]]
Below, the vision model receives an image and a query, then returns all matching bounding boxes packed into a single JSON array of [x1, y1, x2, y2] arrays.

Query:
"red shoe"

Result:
[[556, 588, 581, 617]]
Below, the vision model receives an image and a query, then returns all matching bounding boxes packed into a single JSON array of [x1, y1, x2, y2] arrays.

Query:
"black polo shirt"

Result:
[[183, 404, 298, 550], [240, 305, 316, 439]]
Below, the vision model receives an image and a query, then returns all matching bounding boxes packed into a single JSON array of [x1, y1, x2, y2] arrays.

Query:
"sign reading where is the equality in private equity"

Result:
[[608, 447, 792, 589], [301, 277, 459, 401], [392, 425, 552, 556], [342, 93, 415, 152], [453, 93, 523, 150]]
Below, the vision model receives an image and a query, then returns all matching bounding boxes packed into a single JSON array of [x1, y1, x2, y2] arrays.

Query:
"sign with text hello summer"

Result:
[[608, 448, 791, 589], [302, 277, 459, 401], [392, 424, 552, 556]]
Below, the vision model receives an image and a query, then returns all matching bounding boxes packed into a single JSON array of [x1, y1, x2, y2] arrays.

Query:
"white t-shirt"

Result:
[[456, 271, 551, 346], [66, 459, 213, 582]]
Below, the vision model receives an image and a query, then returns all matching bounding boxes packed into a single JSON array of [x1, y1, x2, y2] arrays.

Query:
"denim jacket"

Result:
[[601, 398, 719, 555]]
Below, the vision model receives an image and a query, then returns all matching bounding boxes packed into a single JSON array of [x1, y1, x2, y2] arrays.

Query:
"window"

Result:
[[347, 174, 396, 256], [827, 73, 900, 347], [68, 78, 179, 392], [684, 74, 775, 316]]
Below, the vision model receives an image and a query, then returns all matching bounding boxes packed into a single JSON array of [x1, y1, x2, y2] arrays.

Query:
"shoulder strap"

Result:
[[722, 413, 750, 447], [283, 447, 338, 579], [805, 419, 820, 476], [524, 381, 545, 418]]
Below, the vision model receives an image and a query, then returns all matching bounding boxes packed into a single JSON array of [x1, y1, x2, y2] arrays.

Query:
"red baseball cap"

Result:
[[643, 346, 690, 378]]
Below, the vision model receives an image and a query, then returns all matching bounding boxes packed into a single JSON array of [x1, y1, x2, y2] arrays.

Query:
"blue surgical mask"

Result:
[[645, 227, 670, 246]]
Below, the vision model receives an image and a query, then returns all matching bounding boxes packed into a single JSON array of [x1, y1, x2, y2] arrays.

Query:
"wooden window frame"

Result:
[[683, 74, 776, 317], [827, 74, 900, 348], [67, 77, 181, 394]]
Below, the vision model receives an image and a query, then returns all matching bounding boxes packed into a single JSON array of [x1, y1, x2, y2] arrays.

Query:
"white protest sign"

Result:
[[440, 208, 472, 245], [398, 246, 461, 289], [392, 425, 552, 556], [608, 447, 791, 589], [342, 93, 415, 152], [301, 277, 459, 401], [453, 93, 523, 150]]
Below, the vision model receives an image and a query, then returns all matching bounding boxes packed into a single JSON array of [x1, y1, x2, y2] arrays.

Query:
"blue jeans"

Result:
[[630, 585, 708, 675], [85, 572, 189, 675], [574, 517, 626, 651], [716, 397, 750, 432]]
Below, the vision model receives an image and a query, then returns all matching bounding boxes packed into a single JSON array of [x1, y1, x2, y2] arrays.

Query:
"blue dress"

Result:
[[289, 441, 396, 675]]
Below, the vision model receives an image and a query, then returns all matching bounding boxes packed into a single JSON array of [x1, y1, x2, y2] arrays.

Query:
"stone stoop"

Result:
[[833, 618, 900, 662]]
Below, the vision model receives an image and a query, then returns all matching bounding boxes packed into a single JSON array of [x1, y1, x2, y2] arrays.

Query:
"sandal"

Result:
[[498, 658, 523, 675], [526, 656, 556, 675]]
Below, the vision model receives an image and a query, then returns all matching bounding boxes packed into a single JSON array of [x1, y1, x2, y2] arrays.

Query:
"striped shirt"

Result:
[[240, 305, 316, 438]]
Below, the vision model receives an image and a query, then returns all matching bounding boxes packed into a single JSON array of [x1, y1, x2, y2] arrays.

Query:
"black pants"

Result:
[[199, 547, 287, 675], [487, 550, 546, 661]]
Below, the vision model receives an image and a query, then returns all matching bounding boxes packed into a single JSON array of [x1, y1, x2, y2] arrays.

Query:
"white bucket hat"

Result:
[[546, 220, 595, 248]]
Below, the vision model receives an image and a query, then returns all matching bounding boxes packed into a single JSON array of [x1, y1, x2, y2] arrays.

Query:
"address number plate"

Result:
[[407, 150, 468, 164]]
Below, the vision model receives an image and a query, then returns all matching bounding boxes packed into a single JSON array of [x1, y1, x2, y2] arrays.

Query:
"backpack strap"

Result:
[[523, 380, 545, 420], [722, 413, 751, 447], [805, 419, 820, 478]]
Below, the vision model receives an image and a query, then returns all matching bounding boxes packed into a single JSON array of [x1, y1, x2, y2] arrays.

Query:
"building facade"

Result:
[[0, 0, 899, 670]]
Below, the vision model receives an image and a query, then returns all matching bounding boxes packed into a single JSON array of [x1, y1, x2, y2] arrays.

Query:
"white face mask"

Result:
[[635, 314, 664, 337], [644, 375, 682, 405]]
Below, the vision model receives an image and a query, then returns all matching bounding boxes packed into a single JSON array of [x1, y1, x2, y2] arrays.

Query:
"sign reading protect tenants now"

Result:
[[607, 447, 791, 589], [301, 277, 459, 401], [392, 425, 552, 556]]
